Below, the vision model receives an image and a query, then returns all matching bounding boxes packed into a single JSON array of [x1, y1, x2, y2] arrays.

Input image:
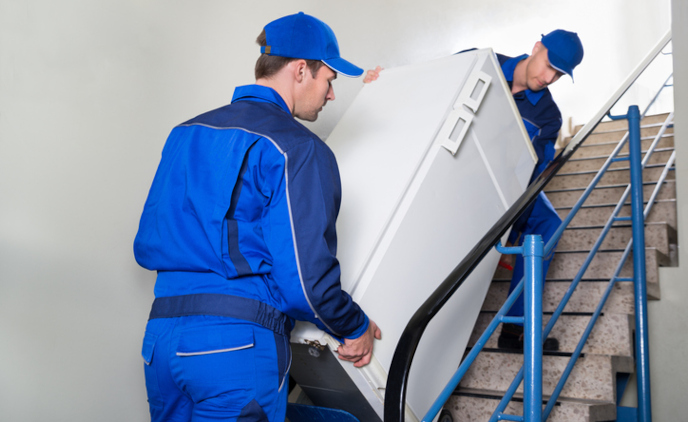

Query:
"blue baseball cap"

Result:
[[261, 12, 364, 78], [541, 29, 584, 81]]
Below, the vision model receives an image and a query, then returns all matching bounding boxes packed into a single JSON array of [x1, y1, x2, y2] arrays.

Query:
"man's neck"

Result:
[[511, 58, 529, 95], [256, 76, 295, 115]]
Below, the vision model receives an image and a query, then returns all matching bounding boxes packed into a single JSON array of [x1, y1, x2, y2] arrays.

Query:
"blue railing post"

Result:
[[628, 105, 652, 422], [523, 235, 543, 422]]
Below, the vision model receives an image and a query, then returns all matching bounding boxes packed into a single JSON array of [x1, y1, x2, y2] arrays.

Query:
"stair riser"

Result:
[[560, 150, 673, 173], [445, 395, 616, 422], [546, 166, 674, 191], [469, 313, 633, 356], [459, 354, 630, 402], [573, 114, 671, 133], [495, 248, 666, 283], [559, 200, 677, 228], [482, 280, 652, 314], [573, 135, 674, 158], [556, 223, 674, 256], [578, 126, 673, 145], [547, 180, 675, 208], [548, 249, 664, 283]]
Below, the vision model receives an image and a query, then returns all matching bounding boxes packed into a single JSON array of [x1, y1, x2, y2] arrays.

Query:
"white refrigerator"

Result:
[[290, 48, 536, 422]]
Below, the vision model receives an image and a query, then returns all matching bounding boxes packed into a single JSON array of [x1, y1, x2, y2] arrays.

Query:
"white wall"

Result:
[[645, 0, 688, 420], [0, 1, 675, 420]]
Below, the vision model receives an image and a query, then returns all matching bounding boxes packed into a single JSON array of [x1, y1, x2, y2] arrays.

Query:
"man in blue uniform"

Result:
[[134, 12, 381, 422], [496, 29, 584, 351]]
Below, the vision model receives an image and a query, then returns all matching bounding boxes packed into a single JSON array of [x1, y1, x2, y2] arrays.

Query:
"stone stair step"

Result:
[[545, 165, 674, 191], [546, 180, 675, 208], [558, 199, 677, 228], [549, 247, 667, 283], [556, 222, 676, 256], [444, 390, 616, 422], [572, 134, 673, 158], [459, 352, 634, 402], [468, 313, 634, 356], [494, 247, 669, 283], [482, 279, 660, 314], [560, 149, 673, 173], [573, 113, 671, 134], [572, 125, 673, 145]]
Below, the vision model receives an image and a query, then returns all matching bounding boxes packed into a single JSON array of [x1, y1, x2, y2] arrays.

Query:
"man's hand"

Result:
[[336, 319, 382, 367], [363, 66, 383, 83]]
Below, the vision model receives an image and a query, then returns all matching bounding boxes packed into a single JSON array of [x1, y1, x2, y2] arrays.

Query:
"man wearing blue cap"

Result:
[[497, 29, 584, 351], [134, 12, 381, 422]]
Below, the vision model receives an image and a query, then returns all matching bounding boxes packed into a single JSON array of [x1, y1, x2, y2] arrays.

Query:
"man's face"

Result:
[[294, 65, 336, 122], [525, 42, 563, 92]]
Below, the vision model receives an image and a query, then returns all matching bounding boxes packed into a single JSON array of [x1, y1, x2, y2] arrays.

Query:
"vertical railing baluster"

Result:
[[628, 105, 652, 422], [523, 235, 543, 422]]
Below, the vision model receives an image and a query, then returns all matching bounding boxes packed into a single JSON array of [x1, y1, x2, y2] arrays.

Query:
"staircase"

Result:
[[441, 113, 677, 421]]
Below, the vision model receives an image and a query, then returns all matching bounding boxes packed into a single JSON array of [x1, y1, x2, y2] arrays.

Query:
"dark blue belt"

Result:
[[148, 293, 292, 336]]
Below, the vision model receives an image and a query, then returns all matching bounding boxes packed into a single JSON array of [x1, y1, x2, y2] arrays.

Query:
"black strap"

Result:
[[148, 293, 292, 336]]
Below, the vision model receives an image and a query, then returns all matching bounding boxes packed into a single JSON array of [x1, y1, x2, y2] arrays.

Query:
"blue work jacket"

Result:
[[134, 84, 369, 339], [497, 53, 562, 181]]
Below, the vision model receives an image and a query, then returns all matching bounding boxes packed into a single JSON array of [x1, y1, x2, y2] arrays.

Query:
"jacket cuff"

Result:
[[343, 314, 370, 340]]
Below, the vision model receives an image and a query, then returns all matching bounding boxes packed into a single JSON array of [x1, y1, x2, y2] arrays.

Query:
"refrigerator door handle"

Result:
[[438, 107, 473, 155], [456, 70, 492, 113]]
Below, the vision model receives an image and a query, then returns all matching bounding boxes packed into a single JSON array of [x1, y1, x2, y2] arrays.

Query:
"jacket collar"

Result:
[[232, 84, 292, 115], [501, 54, 546, 106]]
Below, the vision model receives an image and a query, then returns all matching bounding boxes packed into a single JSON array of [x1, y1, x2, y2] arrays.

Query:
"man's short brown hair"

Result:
[[255, 30, 325, 80]]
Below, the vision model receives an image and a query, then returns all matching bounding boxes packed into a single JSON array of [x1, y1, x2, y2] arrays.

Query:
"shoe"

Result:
[[497, 323, 559, 352]]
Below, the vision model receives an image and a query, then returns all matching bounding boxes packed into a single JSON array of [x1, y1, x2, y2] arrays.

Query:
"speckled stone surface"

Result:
[[459, 353, 632, 401], [560, 149, 673, 173], [546, 166, 674, 190], [468, 313, 633, 356], [556, 222, 674, 256], [589, 113, 672, 130], [545, 248, 666, 283], [558, 199, 677, 228], [574, 125, 673, 146], [444, 394, 616, 422], [547, 180, 675, 208], [494, 247, 667, 283], [574, 134, 674, 158], [481, 280, 658, 314]]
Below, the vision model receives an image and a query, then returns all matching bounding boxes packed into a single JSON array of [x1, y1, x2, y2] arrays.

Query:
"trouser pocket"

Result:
[[175, 323, 257, 410], [141, 331, 164, 410], [273, 332, 291, 392]]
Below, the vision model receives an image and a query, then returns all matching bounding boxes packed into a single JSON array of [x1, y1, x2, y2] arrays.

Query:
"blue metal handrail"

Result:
[[487, 110, 674, 422], [417, 102, 674, 422], [383, 31, 673, 422], [423, 73, 673, 422]]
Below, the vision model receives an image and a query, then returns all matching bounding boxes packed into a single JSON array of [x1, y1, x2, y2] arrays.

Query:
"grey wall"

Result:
[[645, 0, 688, 420], [0, 1, 677, 420]]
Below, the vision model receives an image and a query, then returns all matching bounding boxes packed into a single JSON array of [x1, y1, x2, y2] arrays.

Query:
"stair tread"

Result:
[[566, 146, 674, 162], [577, 133, 674, 148], [556, 197, 676, 210], [445, 391, 617, 422], [454, 387, 616, 405], [459, 352, 634, 401], [469, 313, 634, 356], [546, 179, 674, 194]]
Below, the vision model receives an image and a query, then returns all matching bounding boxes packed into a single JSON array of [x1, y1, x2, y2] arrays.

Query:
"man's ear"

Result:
[[532, 41, 544, 55], [294, 60, 308, 83]]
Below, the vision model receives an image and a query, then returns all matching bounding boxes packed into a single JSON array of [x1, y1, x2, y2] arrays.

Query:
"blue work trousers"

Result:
[[141, 315, 290, 422], [505, 191, 561, 320]]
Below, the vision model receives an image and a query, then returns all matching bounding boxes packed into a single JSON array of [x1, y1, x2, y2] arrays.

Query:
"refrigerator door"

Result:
[[290, 49, 536, 421]]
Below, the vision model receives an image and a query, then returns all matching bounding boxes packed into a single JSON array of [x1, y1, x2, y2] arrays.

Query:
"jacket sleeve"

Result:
[[530, 107, 562, 181], [259, 137, 369, 339]]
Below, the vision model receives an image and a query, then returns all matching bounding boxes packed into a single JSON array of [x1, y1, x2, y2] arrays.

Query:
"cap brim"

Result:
[[322, 57, 364, 78], [548, 52, 574, 81]]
